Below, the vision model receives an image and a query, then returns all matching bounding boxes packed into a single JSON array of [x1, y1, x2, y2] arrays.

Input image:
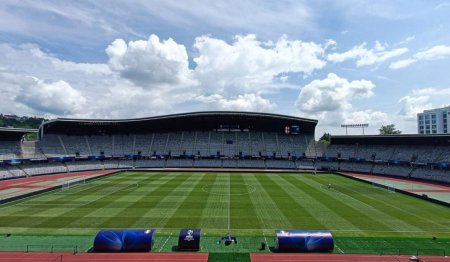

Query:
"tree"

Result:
[[319, 132, 331, 144], [379, 124, 402, 135]]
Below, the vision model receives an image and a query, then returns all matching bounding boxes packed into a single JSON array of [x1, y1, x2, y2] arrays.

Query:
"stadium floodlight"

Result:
[[341, 123, 369, 135]]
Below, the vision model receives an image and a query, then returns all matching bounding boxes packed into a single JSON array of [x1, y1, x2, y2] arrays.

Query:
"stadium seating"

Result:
[[21, 162, 67, 176], [0, 141, 22, 159], [166, 159, 193, 168], [66, 160, 103, 172], [265, 160, 296, 169], [193, 159, 221, 168]]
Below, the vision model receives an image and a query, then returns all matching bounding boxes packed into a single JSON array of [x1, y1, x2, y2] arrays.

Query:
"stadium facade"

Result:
[[0, 111, 449, 185]]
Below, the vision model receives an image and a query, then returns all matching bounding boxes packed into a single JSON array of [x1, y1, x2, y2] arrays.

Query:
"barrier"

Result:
[[178, 229, 201, 251], [93, 229, 154, 252], [275, 230, 334, 252]]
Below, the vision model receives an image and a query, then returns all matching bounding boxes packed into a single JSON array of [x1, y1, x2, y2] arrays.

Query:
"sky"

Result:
[[1, 0, 450, 137]]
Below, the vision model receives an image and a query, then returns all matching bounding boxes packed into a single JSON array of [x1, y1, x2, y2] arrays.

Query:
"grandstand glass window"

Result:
[[419, 115, 423, 120], [432, 130, 437, 134]]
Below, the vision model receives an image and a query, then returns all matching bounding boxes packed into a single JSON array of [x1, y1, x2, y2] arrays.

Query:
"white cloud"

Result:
[[390, 45, 450, 69], [196, 94, 276, 112], [193, 34, 326, 94], [393, 35, 415, 47], [0, 43, 110, 79], [398, 95, 432, 119], [327, 41, 408, 67], [106, 34, 197, 88], [296, 73, 382, 126], [15, 78, 87, 116]]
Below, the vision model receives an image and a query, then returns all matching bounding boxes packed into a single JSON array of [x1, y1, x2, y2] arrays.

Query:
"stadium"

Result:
[[0, 111, 449, 262]]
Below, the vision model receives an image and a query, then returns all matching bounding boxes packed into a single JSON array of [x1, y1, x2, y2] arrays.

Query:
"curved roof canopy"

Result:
[[0, 127, 38, 141], [39, 111, 318, 135]]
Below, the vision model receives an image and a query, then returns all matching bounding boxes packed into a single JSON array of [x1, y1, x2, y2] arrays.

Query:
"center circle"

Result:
[[202, 183, 256, 195]]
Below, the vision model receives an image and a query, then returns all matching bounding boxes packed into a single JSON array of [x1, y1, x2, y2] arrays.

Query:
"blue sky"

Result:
[[1, 0, 450, 136]]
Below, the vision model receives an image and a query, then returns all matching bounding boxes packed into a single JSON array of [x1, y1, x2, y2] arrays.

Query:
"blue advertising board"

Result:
[[275, 230, 334, 252], [93, 229, 154, 252], [178, 228, 201, 251]]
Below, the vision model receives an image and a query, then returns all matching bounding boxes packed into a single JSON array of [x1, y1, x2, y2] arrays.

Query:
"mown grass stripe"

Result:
[[256, 174, 325, 230], [230, 174, 263, 232], [199, 173, 229, 229], [301, 175, 425, 233], [242, 174, 292, 230], [274, 174, 360, 232], [27, 173, 166, 232], [314, 174, 448, 234], [0, 173, 159, 230], [163, 173, 216, 229], [51, 172, 179, 233], [282, 174, 395, 234], [131, 173, 205, 228]]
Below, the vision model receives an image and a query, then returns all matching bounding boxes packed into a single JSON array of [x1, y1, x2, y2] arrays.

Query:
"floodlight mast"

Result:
[[341, 123, 369, 135]]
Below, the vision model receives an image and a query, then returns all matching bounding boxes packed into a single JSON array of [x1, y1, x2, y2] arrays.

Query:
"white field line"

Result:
[[131, 228, 450, 234], [228, 173, 231, 230], [335, 244, 344, 254], [158, 233, 172, 252], [263, 232, 269, 249]]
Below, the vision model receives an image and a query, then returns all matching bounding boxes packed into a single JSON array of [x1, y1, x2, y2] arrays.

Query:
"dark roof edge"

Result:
[[0, 127, 38, 133], [43, 111, 318, 125]]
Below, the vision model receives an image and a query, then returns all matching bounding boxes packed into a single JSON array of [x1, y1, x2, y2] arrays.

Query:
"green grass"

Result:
[[0, 171, 449, 254]]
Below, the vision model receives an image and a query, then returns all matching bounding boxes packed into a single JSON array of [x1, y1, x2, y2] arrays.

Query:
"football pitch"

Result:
[[0, 171, 449, 254]]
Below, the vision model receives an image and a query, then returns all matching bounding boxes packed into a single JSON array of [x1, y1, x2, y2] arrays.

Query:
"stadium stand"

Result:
[[135, 159, 166, 168], [66, 160, 103, 172], [166, 159, 193, 168], [20, 162, 67, 176], [265, 160, 296, 169], [193, 159, 221, 168], [1, 112, 449, 185]]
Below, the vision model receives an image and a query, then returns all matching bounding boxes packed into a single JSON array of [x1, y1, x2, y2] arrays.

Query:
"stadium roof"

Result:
[[0, 127, 38, 141], [330, 134, 450, 146], [39, 111, 318, 135]]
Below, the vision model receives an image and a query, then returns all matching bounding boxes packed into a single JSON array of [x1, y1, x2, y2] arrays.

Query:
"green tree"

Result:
[[379, 124, 402, 135], [319, 132, 331, 144]]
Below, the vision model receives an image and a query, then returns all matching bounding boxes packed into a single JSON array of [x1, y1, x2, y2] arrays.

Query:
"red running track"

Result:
[[0, 252, 209, 262], [0, 171, 116, 191], [341, 172, 450, 190], [251, 253, 450, 262]]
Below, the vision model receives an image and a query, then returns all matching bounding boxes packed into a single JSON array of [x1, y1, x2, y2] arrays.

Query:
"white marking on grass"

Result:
[[335, 244, 344, 254], [201, 183, 256, 195], [228, 173, 231, 230], [158, 233, 172, 252], [263, 232, 269, 250]]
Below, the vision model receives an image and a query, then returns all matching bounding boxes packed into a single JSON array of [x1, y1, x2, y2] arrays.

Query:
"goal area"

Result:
[[61, 178, 86, 190]]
